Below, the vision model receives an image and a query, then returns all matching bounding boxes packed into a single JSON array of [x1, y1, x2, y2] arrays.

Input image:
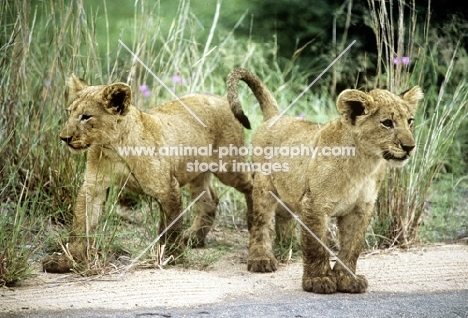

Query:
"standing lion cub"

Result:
[[227, 68, 423, 294], [43, 74, 253, 273]]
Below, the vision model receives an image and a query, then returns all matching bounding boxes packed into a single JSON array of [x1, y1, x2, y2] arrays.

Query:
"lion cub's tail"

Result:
[[227, 68, 280, 125]]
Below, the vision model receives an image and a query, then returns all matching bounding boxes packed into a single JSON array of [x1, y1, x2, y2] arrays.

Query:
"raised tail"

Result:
[[227, 68, 280, 126]]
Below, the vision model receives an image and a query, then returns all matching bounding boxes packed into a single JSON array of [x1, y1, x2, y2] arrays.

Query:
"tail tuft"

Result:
[[236, 113, 251, 130]]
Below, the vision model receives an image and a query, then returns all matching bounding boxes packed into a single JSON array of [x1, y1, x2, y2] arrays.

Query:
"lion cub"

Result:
[[43, 74, 253, 273], [227, 68, 423, 294]]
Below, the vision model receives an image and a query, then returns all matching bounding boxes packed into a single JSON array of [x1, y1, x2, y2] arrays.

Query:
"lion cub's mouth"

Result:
[[383, 151, 409, 161], [66, 143, 90, 153]]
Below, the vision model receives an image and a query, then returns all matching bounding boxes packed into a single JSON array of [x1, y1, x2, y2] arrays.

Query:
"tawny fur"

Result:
[[227, 68, 423, 294], [42, 74, 253, 273]]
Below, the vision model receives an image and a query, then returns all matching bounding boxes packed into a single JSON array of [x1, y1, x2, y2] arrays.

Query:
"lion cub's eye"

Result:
[[80, 114, 92, 121], [381, 119, 394, 128], [408, 118, 414, 127]]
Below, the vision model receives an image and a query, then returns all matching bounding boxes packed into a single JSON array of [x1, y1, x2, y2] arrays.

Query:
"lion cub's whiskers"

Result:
[[269, 191, 357, 279]]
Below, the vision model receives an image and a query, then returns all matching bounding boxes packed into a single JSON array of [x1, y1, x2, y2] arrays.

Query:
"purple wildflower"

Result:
[[171, 75, 186, 85], [393, 56, 411, 65], [139, 85, 151, 98]]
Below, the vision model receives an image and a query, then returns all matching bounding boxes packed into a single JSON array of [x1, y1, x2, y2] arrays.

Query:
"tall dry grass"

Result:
[[0, 0, 299, 283], [367, 0, 468, 246]]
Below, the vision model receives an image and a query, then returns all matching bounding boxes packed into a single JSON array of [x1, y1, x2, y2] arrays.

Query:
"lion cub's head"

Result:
[[336, 86, 423, 167], [60, 74, 133, 153]]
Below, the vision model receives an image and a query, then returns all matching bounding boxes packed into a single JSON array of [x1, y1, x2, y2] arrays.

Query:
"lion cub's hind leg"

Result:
[[185, 173, 219, 247], [213, 167, 253, 230], [247, 175, 278, 273]]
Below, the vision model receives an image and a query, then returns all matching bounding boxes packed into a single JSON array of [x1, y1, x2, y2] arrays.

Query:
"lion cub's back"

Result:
[[253, 115, 321, 148], [148, 94, 237, 123], [147, 93, 244, 145]]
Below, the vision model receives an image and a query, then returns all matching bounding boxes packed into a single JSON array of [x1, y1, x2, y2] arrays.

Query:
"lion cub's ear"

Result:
[[401, 86, 423, 115], [102, 83, 132, 116], [336, 89, 376, 125], [67, 73, 88, 100]]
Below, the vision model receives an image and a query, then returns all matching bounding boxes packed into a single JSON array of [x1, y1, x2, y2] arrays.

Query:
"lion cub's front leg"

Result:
[[300, 194, 337, 294], [333, 203, 373, 293], [43, 181, 106, 273]]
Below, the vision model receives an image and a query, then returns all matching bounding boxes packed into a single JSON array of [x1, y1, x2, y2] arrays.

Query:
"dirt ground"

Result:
[[1, 243, 467, 314]]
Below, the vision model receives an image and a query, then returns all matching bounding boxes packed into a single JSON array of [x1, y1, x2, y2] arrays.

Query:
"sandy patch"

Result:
[[1, 244, 467, 313]]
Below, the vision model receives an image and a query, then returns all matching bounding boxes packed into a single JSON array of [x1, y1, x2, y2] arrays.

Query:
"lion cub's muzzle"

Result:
[[383, 143, 415, 164], [60, 135, 89, 152], [60, 135, 73, 144]]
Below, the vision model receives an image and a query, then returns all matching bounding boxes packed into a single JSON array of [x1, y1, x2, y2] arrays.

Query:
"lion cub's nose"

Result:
[[401, 144, 415, 153], [60, 136, 73, 144]]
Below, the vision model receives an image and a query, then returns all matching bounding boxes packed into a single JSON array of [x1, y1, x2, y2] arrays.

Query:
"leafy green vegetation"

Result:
[[1, 0, 467, 286]]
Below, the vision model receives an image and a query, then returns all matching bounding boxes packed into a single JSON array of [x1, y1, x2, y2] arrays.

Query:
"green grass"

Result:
[[1, 0, 467, 285], [364, 0, 468, 248], [419, 175, 468, 242]]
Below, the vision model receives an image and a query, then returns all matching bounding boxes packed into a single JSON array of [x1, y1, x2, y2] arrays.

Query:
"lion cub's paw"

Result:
[[336, 273, 368, 293], [302, 274, 337, 294], [164, 241, 188, 260], [184, 234, 205, 248], [247, 246, 278, 273], [247, 257, 278, 273], [42, 254, 73, 273]]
